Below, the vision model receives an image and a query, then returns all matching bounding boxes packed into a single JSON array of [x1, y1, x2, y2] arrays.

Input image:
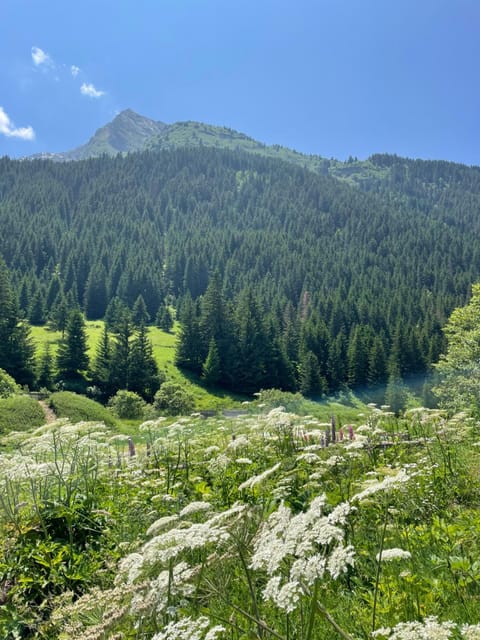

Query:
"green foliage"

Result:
[[56, 309, 89, 381], [1, 147, 477, 398], [108, 389, 146, 419], [154, 381, 195, 415], [3, 400, 480, 637], [0, 396, 45, 433], [435, 282, 480, 415], [48, 391, 116, 427], [0, 369, 20, 398], [0, 259, 35, 387], [155, 303, 174, 332]]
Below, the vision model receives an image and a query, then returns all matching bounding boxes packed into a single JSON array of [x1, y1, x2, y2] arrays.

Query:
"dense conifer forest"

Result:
[[1, 146, 480, 395]]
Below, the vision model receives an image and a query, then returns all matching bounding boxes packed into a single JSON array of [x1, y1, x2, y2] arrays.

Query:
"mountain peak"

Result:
[[29, 109, 168, 161]]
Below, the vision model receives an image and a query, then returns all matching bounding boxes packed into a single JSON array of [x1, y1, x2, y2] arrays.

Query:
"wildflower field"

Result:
[[1, 401, 480, 639]]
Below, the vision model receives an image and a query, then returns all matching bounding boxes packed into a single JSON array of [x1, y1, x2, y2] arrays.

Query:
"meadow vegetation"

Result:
[[1, 397, 480, 639]]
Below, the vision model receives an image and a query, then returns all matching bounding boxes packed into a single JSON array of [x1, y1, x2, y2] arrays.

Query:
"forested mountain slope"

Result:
[[1, 146, 480, 393]]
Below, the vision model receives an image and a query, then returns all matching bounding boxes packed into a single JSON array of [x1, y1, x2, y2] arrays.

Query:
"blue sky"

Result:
[[1, 0, 479, 164]]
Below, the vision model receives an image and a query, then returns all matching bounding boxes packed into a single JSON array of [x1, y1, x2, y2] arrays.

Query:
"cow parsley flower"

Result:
[[376, 548, 412, 562], [179, 501, 212, 517], [462, 624, 480, 640], [371, 616, 456, 639], [238, 462, 281, 491], [152, 616, 225, 640]]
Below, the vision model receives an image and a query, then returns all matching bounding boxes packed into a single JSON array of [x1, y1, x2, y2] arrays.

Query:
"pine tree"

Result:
[[110, 309, 134, 390], [129, 323, 162, 400], [202, 338, 221, 386], [36, 344, 54, 390], [384, 368, 409, 415], [156, 304, 174, 332], [232, 289, 268, 393], [175, 294, 202, 373], [28, 290, 46, 325], [49, 296, 70, 337], [56, 309, 89, 381], [89, 325, 114, 399], [84, 264, 108, 320], [132, 294, 150, 327], [104, 296, 129, 333], [0, 259, 35, 386]]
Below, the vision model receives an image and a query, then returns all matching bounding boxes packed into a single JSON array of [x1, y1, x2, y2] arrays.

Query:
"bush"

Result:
[[0, 368, 20, 398], [108, 390, 146, 419], [0, 396, 46, 433], [49, 391, 117, 427], [153, 381, 195, 416]]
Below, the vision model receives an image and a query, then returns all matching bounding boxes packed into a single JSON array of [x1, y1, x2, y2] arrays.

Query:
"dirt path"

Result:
[[38, 400, 57, 424]]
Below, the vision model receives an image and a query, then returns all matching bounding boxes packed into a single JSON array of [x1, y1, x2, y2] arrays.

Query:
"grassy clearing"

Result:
[[0, 395, 46, 434], [31, 322, 246, 410]]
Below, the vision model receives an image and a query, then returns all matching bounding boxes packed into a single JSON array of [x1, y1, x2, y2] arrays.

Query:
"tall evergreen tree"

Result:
[[110, 309, 134, 391], [175, 294, 202, 372], [129, 323, 162, 400], [202, 338, 221, 386], [89, 325, 114, 399], [132, 294, 150, 327], [84, 264, 108, 320], [56, 309, 89, 381], [0, 259, 35, 386], [36, 344, 54, 390]]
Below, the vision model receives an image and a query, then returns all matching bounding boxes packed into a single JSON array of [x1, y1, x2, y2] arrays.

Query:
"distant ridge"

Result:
[[27, 109, 479, 191]]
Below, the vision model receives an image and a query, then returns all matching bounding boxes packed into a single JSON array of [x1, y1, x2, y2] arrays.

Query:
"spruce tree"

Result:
[[129, 323, 162, 400], [202, 338, 221, 386], [175, 294, 202, 372], [37, 344, 54, 390], [90, 325, 114, 399], [56, 309, 89, 381], [132, 294, 150, 327], [0, 259, 35, 386]]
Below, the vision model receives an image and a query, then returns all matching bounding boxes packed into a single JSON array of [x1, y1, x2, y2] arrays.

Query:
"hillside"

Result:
[[3, 144, 480, 395]]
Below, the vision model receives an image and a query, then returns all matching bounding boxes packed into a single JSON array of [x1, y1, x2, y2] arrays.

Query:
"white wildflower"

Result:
[[462, 624, 480, 640], [327, 544, 355, 578], [376, 548, 411, 562], [371, 616, 456, 639], [208, 453, 231, 473], [116, 552, 144, 583], [262, 576, 302, 613], [238, 462, 281, 491], [152, 615, 224, 640], [324, 455, 345, 467], [296, 452, 321, 464], [179, 501, 212, 517], [290, 553, 326, 585], [352, 468, 410, 502], [227, 434, 249, 450], [146, 515, 179, 537], [203, 445, 220, 457]]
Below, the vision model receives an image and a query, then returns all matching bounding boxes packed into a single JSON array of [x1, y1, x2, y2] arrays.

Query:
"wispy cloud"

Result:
[[70, 65, 80, 77], [0, 107, 35, 140], [31, 46, 53, 68], [80, 82, 106, 98]]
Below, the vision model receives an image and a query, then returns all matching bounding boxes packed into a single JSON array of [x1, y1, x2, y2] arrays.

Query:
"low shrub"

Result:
[[48, 391, 117, 427], [0, 396, 46, 433], [0, 368, 20, 398], [153, 381, 195, 415], [108, 390, 146, 419]]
